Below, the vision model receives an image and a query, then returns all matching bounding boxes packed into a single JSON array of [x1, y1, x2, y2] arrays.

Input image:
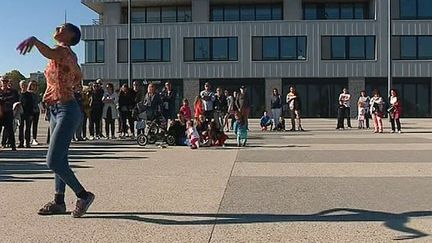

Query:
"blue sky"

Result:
[[0, 0, 97, 77]]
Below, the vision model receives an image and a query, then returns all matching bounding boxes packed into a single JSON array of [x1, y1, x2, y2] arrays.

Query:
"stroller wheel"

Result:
[[137, 134, 148, 146], [166, 135, 176, 146], [147, 134, 157, 144]]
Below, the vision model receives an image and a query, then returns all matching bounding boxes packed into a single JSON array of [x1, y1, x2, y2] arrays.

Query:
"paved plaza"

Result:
[[1, 118, 432, 242]]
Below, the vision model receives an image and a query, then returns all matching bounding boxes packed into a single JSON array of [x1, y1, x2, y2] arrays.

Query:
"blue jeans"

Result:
[[47, 100, 84, 194]]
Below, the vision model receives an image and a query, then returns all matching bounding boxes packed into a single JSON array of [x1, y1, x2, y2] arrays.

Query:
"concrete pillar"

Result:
[[192, 0, 210, 22], [103, 2, 121, 25], [265, 78, 283, 114], [284, 0, 302, 20], [183, 79, 200, 116], [348, 77, 366, 118]]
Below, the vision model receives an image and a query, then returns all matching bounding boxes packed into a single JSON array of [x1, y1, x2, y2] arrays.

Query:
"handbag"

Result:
[[387, 105, 395, 113]]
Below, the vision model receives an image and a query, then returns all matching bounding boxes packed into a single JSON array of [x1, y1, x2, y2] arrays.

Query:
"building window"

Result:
[[85, 40, 104, 63], [117, 38, 170, 63], [210, 4, 282, 21], [127, 6, 191, 23], [252, 36, 307, 61], [321, 36, 375, 60], [303, 3, 369, 20], [400, 0, 432, 19], [396, 36, 432, 60], [184, 37, 238, 62]]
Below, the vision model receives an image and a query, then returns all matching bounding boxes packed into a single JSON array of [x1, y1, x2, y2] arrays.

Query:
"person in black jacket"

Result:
[[0, 76, 19, 151], [89, 79, 104, 139], [270, 88, 282, 130], [286, 86, 304, 131], [142, 83, 162, 121], [18, 80, 34, 148], [214, 87, 227, 131], [160, 81, 176, 122], [118, 84, 135, 138]]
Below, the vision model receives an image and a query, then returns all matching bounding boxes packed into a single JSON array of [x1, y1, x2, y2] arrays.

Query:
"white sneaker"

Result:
[[398, 130, 402, 134], [32, 139, 39, 146], [89, 136, 95, 140]]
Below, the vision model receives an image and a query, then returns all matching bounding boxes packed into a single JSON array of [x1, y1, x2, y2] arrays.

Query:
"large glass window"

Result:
[[131, 40, 145, 62], [303, 2, 370, 20], [126, 6, 192, 23], [184, 37, 238, 62], [253, 36, 307, 61], [400, 0, 432, 19], [323, 36, 375, 60], [85, 40, 104, 63], [210, 4, 282, 21], [117, 38, 170, 63], [398, 36, 432, 60]]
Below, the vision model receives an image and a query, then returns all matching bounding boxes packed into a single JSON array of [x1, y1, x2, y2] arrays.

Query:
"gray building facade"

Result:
[[81, 0, 432, 118]]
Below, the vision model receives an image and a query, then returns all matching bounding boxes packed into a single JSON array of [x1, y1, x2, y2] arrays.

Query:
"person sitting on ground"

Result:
[[186, 120, 200, 149], [233, 112, 248, 147], [179, 98, 192, 121], [260, 111, 273, 131], [208, 120, 228, 146], [168, 113, 187, 145], [196, 114, 208, 137], [275, 116, 286, 131]]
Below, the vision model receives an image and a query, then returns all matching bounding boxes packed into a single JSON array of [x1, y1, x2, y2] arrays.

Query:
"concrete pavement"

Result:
[[1, 118, 432, 242]]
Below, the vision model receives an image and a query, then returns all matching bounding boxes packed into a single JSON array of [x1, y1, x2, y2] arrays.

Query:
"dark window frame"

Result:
[[399, 0, 432, 20], [252, 36, 308, 61], [128, 6, 192, 23], [210, 4, 283, 22], [303, 2, 370, 20], [395, 35, 432, 60], [183, 37, 238, 62], [85, 40, 105, 64], [117, 38, 171, 63], [321, 35, 376, 60]]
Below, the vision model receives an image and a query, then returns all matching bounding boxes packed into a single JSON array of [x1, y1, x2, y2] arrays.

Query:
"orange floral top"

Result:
[[43, 46, 82, 105]]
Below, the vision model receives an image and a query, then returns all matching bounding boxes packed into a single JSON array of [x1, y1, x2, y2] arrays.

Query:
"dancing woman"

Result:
[[17, 23, 95, 218]]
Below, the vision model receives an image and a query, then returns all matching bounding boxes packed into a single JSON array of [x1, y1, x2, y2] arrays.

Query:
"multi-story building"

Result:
[[81, 0, 432, 118]]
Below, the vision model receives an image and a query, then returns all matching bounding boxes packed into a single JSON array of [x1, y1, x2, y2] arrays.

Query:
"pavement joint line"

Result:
[[207, 148, 240, 243]]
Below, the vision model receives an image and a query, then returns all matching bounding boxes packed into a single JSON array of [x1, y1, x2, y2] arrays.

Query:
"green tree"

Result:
[[4, 70, 27, 89]]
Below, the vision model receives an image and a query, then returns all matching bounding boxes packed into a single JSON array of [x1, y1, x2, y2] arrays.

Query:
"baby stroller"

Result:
[[136, 111, 176, 146]]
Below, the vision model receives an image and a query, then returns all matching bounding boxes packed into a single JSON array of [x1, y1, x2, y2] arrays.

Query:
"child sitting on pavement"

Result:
[[186, 120, 200, 149]]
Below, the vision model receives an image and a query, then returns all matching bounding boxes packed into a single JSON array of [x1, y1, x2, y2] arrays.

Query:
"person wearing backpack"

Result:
[[369, 89, 385, 133]]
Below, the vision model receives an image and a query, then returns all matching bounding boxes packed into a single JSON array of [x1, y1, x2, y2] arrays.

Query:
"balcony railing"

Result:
[[92, 18, 103, 25]]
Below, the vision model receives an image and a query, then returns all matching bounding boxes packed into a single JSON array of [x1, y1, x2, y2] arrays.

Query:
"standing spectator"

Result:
[[224, 90, 236, 132], [358, 91, 370, 129], [337, 88, 352, 129], [214, 87, 227, 131], [102, 83, 118, 139], [236, 86, 250, 129], [270, 88, 282, 130], [388, 89, 402, 133], [89, 79, 104, 139], [193, 95, 203, 121], [118, 84, 135, 138], [357, 101, 366, 129], [81, 85, 91, 140], [142, 83, 163, 122], [18, 80, 34, 148], [0, 76, 19, 151], [73, 85, 85, 141], [132, 80, 145, 103], [28, 81, 41, 145], [160, 81, 176, 122], [200, 82, 215, 122], [370, 89, 385, 133], [179, 98, 192, 121], [286, 86, 304, 131]]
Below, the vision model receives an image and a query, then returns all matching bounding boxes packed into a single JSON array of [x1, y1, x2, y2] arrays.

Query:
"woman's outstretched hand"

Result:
[[17, 37, 37, 55]]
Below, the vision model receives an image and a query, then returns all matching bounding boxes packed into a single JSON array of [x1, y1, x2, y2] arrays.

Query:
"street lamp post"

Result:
[[128, 0, 132, 87], [387, 0, 392, 95]]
